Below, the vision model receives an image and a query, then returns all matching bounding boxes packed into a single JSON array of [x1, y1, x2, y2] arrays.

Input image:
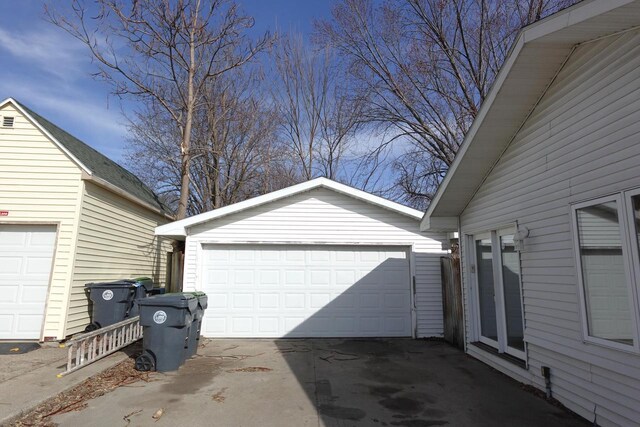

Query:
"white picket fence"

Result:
[[58, 316, 143, 377]]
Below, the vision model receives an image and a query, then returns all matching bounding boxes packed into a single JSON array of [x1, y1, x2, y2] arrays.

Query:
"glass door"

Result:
[[498, 231, 525, 359], [471, 228, 525, 360], [474, 233, 499, 347]]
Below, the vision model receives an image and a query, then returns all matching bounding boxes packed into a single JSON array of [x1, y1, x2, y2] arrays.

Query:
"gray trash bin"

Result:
[[128, 277, 155, 317], [186, 292, 208, 358], [135, 293, 198, 372], [85, 280, 140, 331]]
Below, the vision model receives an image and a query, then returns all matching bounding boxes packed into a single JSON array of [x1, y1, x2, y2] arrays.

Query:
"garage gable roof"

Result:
[[421, 0, 640, 231], [156, 177, 423, 238], [1, 97, 171, 218]]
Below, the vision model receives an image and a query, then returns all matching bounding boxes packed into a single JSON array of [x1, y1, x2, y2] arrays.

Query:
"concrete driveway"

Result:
[[52, 339, 586, 426]]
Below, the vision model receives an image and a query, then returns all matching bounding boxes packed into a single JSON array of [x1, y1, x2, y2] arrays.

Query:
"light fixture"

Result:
[[513, 226, 529, 251]]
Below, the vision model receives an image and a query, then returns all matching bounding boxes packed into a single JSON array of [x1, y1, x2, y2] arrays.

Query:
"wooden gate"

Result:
[[441, 255, 464, 349]]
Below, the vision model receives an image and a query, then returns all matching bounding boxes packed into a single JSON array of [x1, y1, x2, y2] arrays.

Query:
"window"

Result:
[[573, 193, 640, 351], [470, 228, 525, 360]]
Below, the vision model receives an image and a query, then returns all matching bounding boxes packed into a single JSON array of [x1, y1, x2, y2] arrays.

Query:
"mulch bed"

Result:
[[12, 358, 152, 427]]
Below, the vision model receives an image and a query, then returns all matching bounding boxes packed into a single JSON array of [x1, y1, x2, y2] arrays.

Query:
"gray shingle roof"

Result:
[[15, 100, 168, 215]]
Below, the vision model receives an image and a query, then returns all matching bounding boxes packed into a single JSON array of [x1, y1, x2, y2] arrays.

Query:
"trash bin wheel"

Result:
[[135, 352, 156, 372], [84, 322, 100, 332]]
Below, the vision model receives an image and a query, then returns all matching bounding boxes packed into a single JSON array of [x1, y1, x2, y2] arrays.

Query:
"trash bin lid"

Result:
[[185, 292, 208, 310], [85, 280, 136, 289], [132, 277, 154, 292], [137, 292, 198, 311]]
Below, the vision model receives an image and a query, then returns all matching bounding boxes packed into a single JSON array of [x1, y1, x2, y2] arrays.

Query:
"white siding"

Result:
[[459, 31, 640, 426], [68, 181, 171, 335], [0, 103, 83, 340], [185, 187, 447, 337]]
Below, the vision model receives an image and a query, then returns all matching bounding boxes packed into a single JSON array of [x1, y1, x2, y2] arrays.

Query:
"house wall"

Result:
[[0, 103, 83, 340], [184, 187, 447, 337], [459, 31, 640, 426], [67, 181, 171, 335]]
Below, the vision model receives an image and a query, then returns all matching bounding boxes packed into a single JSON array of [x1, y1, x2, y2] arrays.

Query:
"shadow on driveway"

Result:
[[273, 338, 587, 427]]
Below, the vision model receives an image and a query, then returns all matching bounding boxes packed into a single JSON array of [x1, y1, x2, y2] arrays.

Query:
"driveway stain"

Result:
[[160, 357, 222, 395], [319, 404, 367, 421], [370, 385, 403, 396], [390, 420, 449, 427], [316, 379, 333, 397], [379, 396, 424, 414], [422, 408, 447, 418]]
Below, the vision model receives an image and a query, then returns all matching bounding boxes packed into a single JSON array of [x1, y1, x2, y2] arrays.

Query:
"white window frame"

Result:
[[469, 226, 526, 360], [571, 193, 640, 353]]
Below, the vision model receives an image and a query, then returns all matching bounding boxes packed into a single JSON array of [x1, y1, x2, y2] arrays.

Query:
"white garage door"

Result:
[[0, 225, 56, 340], [200, 245, 412, 338]]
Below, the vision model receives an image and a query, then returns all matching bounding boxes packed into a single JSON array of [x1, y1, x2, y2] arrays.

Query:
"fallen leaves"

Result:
[[123, 409, 142, 425], [152, 408, 164, 421], [13, 357, 152, 426], [212, 387, 228, 403], [226, 366, 272, 373]]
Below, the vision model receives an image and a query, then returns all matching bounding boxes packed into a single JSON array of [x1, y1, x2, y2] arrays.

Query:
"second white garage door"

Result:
[[200, 245, 412, 338], [0, 225, 56, 340]]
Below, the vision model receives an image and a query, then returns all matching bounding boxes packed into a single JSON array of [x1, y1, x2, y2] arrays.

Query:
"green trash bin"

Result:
[[186, 292, 208, 358], [135, 293, 198, 372]]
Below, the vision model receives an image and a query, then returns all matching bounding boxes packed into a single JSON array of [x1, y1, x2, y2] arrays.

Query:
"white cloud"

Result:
[[0, 26, 87, 80]]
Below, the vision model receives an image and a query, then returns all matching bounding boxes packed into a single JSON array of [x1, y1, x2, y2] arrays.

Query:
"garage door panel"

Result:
[[258, 293, 279, 309], [258, 270, 279, 285], [0, 225, 56, 339], [285, 293, 305, 309], [201, 245, 411, 338], [2, 257, 23, 274], [0, 315, 14, 333], [258, 317, 278, 333], [20, 284, 49, 304], [310, 270, 331, 286], [285, 270, 305, 286], [234, 270, 254, 285]]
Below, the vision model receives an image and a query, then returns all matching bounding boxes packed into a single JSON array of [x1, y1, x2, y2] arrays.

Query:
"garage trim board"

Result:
[[197, 243, 416, 338]]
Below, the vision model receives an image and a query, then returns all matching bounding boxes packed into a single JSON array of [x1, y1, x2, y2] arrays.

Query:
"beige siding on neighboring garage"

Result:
[[459, 31, 640, 426], [67, 181, 171, 335], [0, 103, 83, 340], [184, 187, 447, 338]]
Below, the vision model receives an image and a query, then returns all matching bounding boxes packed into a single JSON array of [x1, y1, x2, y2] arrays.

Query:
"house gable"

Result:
[[1, 98, 169, 217]]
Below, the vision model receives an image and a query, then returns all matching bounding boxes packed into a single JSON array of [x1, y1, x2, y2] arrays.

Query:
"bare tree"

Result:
[[46, 0, 270, 218], [127, 67, 294, 215], [190, 69, 294, 212], [272, 32, 369, 185], [316, 0, 578, 208]]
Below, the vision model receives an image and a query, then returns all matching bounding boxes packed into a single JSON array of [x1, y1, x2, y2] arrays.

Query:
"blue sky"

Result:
[[0, 0, 331, 164]]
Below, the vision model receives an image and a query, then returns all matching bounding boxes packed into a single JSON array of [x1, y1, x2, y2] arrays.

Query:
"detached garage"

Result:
[[156, 178, 447, 338], [0, 97, 172, 341]]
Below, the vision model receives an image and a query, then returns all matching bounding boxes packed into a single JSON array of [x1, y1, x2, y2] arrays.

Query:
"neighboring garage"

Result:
[[156, 178, 448, 338], [0, 98, 173, 341]]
